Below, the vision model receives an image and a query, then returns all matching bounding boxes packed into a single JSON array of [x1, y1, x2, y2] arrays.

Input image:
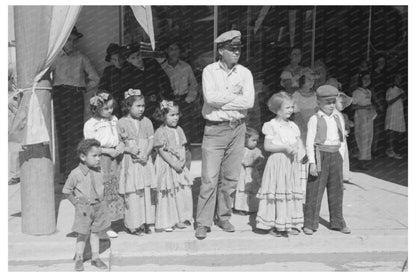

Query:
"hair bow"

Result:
[[160, 100, 174, 110], [98, 92, 110, 101], [124, 88, 142, 99], [89, 95, 105, 107]]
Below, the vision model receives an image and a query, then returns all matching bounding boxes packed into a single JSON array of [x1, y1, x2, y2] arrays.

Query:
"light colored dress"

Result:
[[84, 115, 124, 222], [352, 87, 377, 161], [292, 90, 317, 192], [256, 118, 304, 231], [154, 125, 193, 230], [117, 116, 157, 229], [385, 86, 406, 132], [234, 147, 264, 213]]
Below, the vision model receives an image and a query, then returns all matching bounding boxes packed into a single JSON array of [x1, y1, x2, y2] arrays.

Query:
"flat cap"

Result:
[[316, 84, 339, 99], [214, 30, 242, 46]]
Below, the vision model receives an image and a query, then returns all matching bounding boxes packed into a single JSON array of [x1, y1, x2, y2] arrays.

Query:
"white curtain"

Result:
[[12, 6, 82, 146], [130, 5, 155, 50]]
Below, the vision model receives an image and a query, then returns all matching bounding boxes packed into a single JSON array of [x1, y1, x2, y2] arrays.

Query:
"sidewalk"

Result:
[[8, 148, 408, 271]]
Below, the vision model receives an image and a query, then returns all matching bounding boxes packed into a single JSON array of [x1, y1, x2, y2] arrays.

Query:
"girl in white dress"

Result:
[[385, 74, 406, 159], [256, 92, 304, 237]]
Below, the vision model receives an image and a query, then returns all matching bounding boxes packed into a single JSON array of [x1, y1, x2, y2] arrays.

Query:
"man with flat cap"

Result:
[[303, 85, 351, 236], [195, 30, 255, 239], [51, 26, 99, 180]]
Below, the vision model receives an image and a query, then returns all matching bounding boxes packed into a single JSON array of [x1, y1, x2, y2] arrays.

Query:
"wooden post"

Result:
[[311, 6, 316, 68], [14, 5, 56, 235], [213, 6, 218, 61], [367, 6, 372, 61], [19, 84, 56, 236]]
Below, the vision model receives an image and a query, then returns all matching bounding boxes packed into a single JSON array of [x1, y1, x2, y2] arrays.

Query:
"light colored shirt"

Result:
[[84, 116, 120, 148], [306, 110, 345, 164], [62, 163, 104, 202], [52, 50, 99, 88], [201, 61, 255, 121], [161, 60, 197, 98]]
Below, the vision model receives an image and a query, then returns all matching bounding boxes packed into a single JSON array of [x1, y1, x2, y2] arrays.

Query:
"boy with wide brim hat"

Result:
[[303, 85, 351, 236]]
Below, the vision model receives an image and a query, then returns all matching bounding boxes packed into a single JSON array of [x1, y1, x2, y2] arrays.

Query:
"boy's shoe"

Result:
[[195, 225, 209, 240], [91, 258, 108, 270], [165, 227, 173, 232], [217, 220, 235, 232], [303, 227, 314, 235], [332, 226, 351, 234], [106, 230, 118, 238], [184, 220, 192, 226], [75, 259, 84, 271], [175, 222, 187, 229]]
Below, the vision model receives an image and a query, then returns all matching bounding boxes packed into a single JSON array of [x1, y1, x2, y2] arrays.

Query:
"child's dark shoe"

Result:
[[184, 220, 192, 226], [75, 259, 84, 271], [268, 228, 282, 237], [91, 258, 108, 270], [143, 224, 152, 234]]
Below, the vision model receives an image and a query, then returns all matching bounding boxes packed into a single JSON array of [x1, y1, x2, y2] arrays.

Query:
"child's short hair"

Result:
[[267, 91, 292, 114], [77, 138, 101, 157], [122, 89, 145, 116], [89, 90, 115, 116], [246, 127, 259, 139]]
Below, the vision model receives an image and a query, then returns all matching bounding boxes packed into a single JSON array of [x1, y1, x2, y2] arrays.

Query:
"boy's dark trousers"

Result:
[[304, 150, 346, 231]]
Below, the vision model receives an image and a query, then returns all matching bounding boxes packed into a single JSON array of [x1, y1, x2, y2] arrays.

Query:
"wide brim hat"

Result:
[[121, 42, 141, 59], [105, 43, 121, 62], [338, 92, 353, 110], [70, 26, 83, 39]]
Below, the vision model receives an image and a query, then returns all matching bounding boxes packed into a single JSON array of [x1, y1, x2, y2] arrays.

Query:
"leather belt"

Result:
[[205, 119, 245, 128]]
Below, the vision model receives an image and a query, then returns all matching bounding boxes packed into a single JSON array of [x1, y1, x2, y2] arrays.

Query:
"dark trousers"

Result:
[[52, 85, 85, 176], [304, 151, 346, 230], [196, 122, 246, 227]]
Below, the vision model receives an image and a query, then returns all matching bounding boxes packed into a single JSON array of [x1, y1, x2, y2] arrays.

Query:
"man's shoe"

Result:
[[75, 259, 84, 271], [91, 258, 108, 270], [332, 226, 351, 234], [217, 220, 235, 232], [195, 225, 208, 240], [303, 227, 314, 235]]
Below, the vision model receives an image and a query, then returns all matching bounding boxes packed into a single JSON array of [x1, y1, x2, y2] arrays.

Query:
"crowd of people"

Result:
[[8, 26, 407, 271]]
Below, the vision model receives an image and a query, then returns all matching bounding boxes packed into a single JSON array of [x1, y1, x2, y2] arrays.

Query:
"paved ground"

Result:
[[8, 146, 408, 271]]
